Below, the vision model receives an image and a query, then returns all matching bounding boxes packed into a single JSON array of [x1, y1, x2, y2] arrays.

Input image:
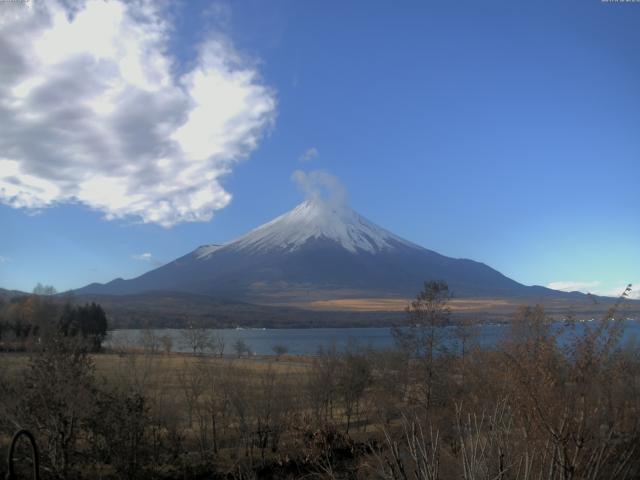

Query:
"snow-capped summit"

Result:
[[228, 200, 416, 254]]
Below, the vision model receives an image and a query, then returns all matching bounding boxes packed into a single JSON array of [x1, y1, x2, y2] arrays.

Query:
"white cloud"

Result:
[[547, 280, 639, 300], [0, 1, 276, 227], [0, 256, 11, 264], [547, 280, 601, 292], [132, 252, 161, 266], [595, 284, 638, 300], [299, 147, 319, 163]]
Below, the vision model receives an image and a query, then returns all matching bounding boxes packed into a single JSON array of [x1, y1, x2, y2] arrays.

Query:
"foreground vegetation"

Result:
[[0, 282, 638, 479]]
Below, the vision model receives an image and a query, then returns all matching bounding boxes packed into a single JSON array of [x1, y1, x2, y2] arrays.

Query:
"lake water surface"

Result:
[[107, 319, 640, 356]]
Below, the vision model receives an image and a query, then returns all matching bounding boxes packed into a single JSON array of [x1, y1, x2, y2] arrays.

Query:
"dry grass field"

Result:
[[0, 350, 312, 383], [304, 297, 514, 312], [296, 295, 640, 325], [0, 349, 330, 478]]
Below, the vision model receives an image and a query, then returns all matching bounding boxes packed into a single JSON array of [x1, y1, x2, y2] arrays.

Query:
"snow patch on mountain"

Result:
[[195, 244, 223, 259], [226, 200, 419, 254]]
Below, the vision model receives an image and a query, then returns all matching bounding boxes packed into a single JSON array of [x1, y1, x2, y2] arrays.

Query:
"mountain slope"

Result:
[[74, 200, 575, 301], [0, 287, 28, 300]]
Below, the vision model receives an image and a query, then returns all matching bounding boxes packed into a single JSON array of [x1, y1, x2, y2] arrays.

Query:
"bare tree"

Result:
[[181, 321, 212, 355], [18, 337, 97, 479], [159, 334, 173, 355], [454, 317, 480, 387], [234, 339, 250, 358], [371, 415, 440, 480], [87, 390, 150, 480], [392, 280, 451, 411], [32, 283, 57, 296], [203, 362, 232, 454], [209, 331, 226, 357], [337, 347, 372, 433], [369, 349, 410, 426], [272, 344, 288, 359], [251, 367, 291, 462], [139, 327, 160, 354], [307, 345, 341, 424], [179, 360, 202, 426]]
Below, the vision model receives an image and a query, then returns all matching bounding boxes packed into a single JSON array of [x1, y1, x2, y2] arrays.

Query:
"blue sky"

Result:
[[0, 0, 638, 297]]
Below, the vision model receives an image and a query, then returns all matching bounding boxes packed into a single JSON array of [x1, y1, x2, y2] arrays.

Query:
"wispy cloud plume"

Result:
[[291, 170, 347, 209], [0, 256, 11, 264], [0, 0, 276, 227], [299, 147, 319, 163], [547, 280, 601, 292]]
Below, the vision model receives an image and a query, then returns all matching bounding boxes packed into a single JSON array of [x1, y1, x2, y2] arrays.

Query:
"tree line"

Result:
[[0, 293, 108, 352]]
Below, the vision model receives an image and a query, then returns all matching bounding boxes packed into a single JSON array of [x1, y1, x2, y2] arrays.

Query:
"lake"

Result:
[[107, 318, 640, 356]]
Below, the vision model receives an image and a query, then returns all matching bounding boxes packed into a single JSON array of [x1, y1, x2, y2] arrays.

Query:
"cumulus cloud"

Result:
[[547, 280, 601, 292], [291, 170, 347, 209], [0, 0, 276, 227], [299, 147, 318, 163]]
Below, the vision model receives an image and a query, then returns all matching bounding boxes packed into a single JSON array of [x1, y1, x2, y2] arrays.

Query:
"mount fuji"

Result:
[[74, 200, 569, 301]]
